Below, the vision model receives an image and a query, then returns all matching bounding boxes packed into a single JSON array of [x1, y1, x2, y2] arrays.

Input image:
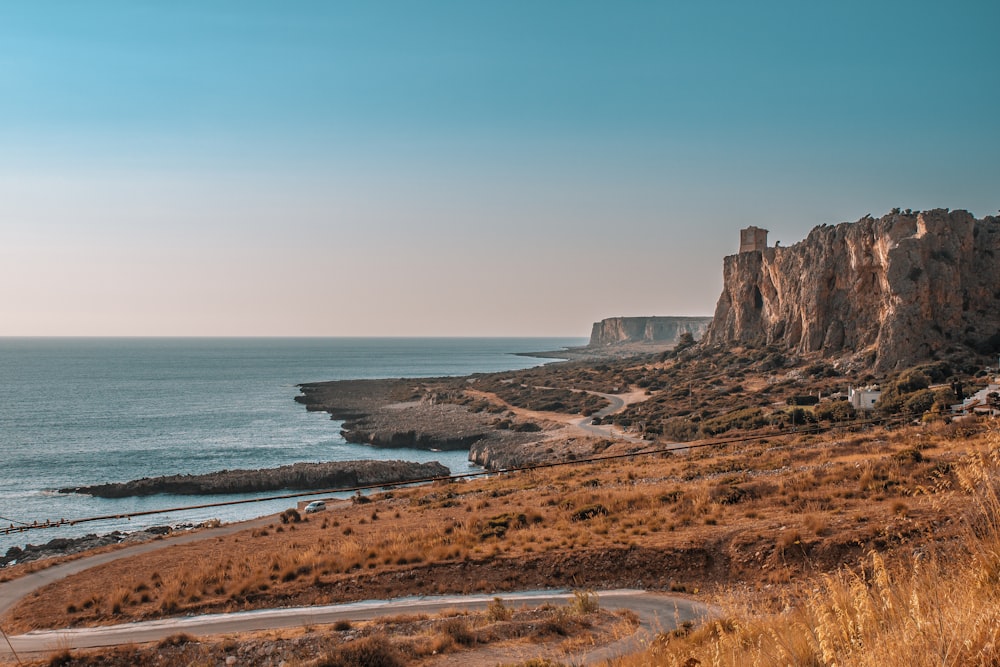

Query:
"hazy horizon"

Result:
[[3, 2, 997, 337]]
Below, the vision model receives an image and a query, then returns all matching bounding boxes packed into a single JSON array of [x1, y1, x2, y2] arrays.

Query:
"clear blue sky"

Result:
[[2, 1, 997, 336]]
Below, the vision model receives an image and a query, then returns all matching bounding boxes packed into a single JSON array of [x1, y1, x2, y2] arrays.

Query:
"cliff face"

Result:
[[590, 316, 713, 347], [703, 209, 1000, 371]]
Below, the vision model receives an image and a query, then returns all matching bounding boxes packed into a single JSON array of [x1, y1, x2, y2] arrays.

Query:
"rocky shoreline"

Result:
[[295, 378, 547, 459], [1, 526, 174, 568], [59, 460, 450, 498]]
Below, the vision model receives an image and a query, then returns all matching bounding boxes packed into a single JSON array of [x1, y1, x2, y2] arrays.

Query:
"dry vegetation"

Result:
[[22, 592, 633, 666], [4, 420, 993, 645], [6, 344, 1000, 666], [619, 433, 1000, 666]]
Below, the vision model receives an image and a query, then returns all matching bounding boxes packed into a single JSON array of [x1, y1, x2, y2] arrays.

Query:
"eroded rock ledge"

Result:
[[703, 209, 1000, 371], [59, 460, 450, 498], [295, 378, 545, 454]]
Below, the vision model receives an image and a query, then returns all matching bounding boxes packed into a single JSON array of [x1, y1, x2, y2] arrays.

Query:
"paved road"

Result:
[[2, 589, 714, 664], [0, 516, 273, 619], [570, 391, 649, 443]]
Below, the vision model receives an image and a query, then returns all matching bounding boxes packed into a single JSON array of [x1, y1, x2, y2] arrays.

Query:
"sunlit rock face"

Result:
[[703, 209, 1000, 371], [589, 317, 713, 347]]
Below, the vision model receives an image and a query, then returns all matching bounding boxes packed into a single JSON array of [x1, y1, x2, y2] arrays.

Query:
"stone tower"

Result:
[[739, 226, 768, 253]]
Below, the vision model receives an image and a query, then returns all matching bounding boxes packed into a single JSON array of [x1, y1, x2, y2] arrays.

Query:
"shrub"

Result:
[[571, 504, 609, 522], [700, 407, 768, 436], [487, 597, 512, 622], [895, 368, 931, 393], [479, 512, 527, 539], [661, 417, 698, 442], [903, 389, 935, 416], [787, 395, 820, 406], [441, 617, 477, 646], [157, 633, 195, 648], [813, 400, 856, 422], [47, 650, 74, 667], [571, 589, 600, 614], [512, 421, 542, 432], [318, 635, 405, 667]]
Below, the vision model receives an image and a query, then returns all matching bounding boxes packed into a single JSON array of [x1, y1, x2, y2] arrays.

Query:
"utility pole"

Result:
[[1, 624, 23, 665]]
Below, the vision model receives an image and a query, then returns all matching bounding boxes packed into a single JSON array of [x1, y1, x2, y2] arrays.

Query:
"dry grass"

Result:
[[2, 422, 992, 640], [18, 595, 627, 667], [617, 430, 1000, 666]]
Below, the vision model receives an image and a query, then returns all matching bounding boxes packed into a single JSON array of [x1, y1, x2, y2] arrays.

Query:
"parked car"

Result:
[[304, 500, 326, 514]]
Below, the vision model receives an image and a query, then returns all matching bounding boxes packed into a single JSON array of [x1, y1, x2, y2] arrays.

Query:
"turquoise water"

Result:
[[0, 337, 583, 552]]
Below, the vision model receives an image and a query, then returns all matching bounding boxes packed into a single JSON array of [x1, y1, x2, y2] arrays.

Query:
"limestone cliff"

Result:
[[589, 316, 713, 347], [703, 209, 1000, 371]]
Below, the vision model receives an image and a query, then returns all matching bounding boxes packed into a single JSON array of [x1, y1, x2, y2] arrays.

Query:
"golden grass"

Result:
[[616, 431, 1000, 667], [4, 422, 991, 636], [23, 594, 628, 667]]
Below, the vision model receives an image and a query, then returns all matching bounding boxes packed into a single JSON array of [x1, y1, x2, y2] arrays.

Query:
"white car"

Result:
[[303, 500, 326, 514]]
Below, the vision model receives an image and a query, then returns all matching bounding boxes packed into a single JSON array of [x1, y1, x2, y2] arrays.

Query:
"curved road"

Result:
[[2, 589, 712, 664], [570, 391, 649, 443], [0, 388, 700, 663], [1, 519, 713, 664]]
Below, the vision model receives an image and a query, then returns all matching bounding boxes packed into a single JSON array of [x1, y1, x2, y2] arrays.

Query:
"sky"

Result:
[[1, 1, 998, 337]]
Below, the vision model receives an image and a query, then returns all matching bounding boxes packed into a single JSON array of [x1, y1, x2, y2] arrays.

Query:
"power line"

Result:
[[0, 516, 30, 527], [1, 410, 913, 538]]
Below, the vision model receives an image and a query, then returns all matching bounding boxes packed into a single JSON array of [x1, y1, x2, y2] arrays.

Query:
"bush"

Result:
[[441, 617, 477, 646], [512, 421, 542, 432], [572, 589, 600, 614], [157, 633, 195, 648], [813, 400, 856, 422], [903, 389, 935, 416], [47, 651, 74, 667], [661, 417, 698, 442], [487, 597, 512, 622], [318, 635, 405, 667], [787, 395, 820, 406], [479, 512, 527, 539], [571, 504, 609, 522], [895, 368, 930, 393], [700, 408, 769, 436]]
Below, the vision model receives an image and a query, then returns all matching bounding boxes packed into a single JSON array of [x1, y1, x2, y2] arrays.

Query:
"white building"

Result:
[[952, 378, 1000, 417], [848, 385, 881, 410]]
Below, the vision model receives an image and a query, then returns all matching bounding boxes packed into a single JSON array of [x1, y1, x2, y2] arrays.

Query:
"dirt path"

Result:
[[467, 387, 651, 443]]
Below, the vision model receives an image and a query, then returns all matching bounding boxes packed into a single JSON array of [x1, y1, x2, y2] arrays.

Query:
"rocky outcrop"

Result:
[[703, 209, 1000, 371], [589, 316, 713, 347], [60, 460, 450, 498], [297, 379, 531, 451], [1, 528, 172, 567]]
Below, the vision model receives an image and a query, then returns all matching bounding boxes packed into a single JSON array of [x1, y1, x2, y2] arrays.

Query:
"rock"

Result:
[[0, 530, 167, 567], [703, 209, 1000, 371], [589, 316, 713, 347], [295, 378, 544, 453], [59, 460, 450, 498]]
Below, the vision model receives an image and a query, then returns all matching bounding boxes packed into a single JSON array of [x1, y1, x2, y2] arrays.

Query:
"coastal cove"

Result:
[[0, 337, 584, 554]]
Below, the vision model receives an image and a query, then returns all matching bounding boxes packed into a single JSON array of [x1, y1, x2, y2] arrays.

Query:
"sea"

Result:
[[0, 337, 585, 554]]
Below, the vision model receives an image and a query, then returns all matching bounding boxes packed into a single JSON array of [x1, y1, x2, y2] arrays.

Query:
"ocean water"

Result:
[[0, 337, 583, 554]]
